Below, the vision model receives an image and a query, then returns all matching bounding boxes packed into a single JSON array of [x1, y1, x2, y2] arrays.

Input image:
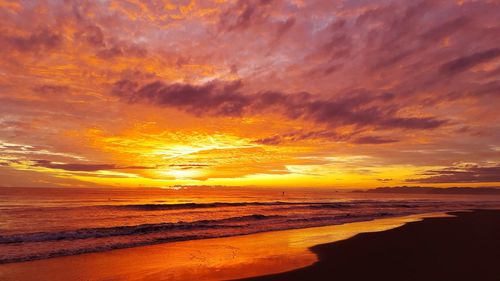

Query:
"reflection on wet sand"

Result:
[[0, 212, 450, 281]]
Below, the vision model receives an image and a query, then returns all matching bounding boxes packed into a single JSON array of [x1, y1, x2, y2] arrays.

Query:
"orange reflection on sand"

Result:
[[0, 213, 451, 281]]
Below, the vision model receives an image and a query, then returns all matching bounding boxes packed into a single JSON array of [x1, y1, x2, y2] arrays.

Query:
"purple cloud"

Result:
[[113, 79, 447, 131], [352, 136, 399, 144], [407, 164, 500, 183], [440, 48, 500, 75], [1, 28, 62, 52], [31, 160, 154, 172]]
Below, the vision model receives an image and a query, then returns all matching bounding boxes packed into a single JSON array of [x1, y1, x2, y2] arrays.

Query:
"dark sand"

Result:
[[239, 210, 500, 281]]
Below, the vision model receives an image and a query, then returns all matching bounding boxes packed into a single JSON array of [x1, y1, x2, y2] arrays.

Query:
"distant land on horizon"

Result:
[[355, 186, 500, 195]]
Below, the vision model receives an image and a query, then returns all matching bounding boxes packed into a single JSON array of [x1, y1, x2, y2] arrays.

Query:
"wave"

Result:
[[0, 211, 411, 264], [108, 201, 365, 211], [109, 200, 444, 211], [7, 200, 433, 213], [0, 214, 282, 244], [112, 201, 291, 210], [0, 234, 217, 264], [0, 198, 496, 264]]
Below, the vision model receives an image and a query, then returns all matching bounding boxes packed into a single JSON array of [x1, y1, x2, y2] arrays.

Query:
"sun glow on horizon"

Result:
[[0, 0, 499, 189]]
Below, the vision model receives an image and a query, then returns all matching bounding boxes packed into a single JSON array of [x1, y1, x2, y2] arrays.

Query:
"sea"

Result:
[[1, 186, 499, 264]]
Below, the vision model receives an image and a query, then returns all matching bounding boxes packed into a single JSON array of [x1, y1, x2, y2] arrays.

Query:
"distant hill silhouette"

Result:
[[354, 186, 500, 195]]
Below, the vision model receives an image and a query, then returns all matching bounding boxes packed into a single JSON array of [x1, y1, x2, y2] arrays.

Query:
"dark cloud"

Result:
[[378, 117, 446, 130], [96, 42, 147, 59], [474, 81, 500, 97], [253, 130, 339, 145], [169, 164, 209, 170], [421, 16, 470, 42], [31, 160, 154, 172], [305, 19, 352, 75], [113, 79, 247, 116], [1, 28, 62, 52], [33, 84, 70, 94], [113, 79, 447, 131], [407, 164, 500, 183], [32, 160, 115, 172], [421, 79, 500, 106], [440, 48, 500, 75], [254, 131, 399, 146], [352, 136, 399, 144], [319, 33, 352, 61], [218, 0, 275, 32], [264, 91, 445, 130], [358, 1, 439, 71], [75, 24, 105, 47], [376, 178, 393, 182], [72, 19, 146, 58]]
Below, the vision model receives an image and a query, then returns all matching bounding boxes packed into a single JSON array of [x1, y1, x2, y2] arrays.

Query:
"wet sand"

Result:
[[0, 213, 446, 281], [240, 209, 500, 281]]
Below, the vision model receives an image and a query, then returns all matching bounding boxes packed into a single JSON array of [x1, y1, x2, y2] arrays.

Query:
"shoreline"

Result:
[[0, 210, 450, 265], [239, 209, 500, 281], [0, 212, 450, 281]]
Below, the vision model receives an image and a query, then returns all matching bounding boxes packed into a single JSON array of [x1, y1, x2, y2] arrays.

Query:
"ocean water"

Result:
[[1, 186, 499, 264]]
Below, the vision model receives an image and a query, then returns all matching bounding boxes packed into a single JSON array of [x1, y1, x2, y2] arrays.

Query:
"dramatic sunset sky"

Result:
[[0, 0, 499, 188]]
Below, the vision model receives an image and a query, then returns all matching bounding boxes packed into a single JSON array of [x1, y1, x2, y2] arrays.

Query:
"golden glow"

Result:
[[157, 168, 203, 180], [1, 0, 498, 189]]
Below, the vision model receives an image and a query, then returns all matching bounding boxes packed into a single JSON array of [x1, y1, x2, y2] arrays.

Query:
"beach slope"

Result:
[[239, 210, 500, 281]]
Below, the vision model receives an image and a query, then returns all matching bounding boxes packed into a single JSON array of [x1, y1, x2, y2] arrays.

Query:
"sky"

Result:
[[0, 0, 499, 189]]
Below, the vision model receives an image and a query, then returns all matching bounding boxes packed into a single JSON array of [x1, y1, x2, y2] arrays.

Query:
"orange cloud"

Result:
[[1, 0, 499, 188]]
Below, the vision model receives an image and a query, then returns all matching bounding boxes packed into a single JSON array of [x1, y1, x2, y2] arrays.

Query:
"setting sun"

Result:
[[1, 1, 499, 280]]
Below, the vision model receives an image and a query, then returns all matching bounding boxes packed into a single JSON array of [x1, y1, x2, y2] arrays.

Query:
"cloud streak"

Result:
[[0, 0, 499, 187], [440, 48, 500, 76], [407, 164, 500, 183], [1, 28, 62, 53], [113, 79, 447, 131]]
